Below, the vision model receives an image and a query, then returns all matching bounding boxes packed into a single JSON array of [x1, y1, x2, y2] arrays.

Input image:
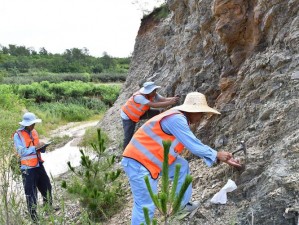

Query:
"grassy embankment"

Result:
[[0, 80, 123, 224]]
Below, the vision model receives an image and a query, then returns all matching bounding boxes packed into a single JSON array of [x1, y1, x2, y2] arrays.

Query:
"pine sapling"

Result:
[[143, 140, 193, 225]]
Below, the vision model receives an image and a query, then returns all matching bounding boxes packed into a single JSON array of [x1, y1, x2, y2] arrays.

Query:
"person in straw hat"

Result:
[[121, 92, 241, 225], [121, 81, 179, 149], [13, 112, 53, 222]]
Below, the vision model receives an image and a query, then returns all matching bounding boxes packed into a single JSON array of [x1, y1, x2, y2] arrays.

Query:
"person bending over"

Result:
[[121, 81, 179, 149], [121, 92, 241, 225]]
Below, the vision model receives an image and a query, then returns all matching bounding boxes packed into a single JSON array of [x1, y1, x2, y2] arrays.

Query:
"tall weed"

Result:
[[0, 137, 29, 224], [30, 102, 93, 122]]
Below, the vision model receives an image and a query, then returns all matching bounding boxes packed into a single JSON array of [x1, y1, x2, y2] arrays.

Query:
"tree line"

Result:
[[0, 44, 131, 76]]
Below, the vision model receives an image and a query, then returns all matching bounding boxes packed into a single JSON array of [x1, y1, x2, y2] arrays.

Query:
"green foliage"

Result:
[[79, 125, 107, 148], [0, 71, 4, 82], [100, 52, 116, 70], [91, 73, 127, 83], [142, 207, 158, 225], [3, 81, 120, 122], [142, 3, 170, 21], [154, 4, 170, 20], [0, 136, 27, 225], [0, 44, 131, 75], [0, 86, 24, 140], [17, 82, 54, 102], [93, 83, 121, 106], [9, 154, 22, 177], [31, 102, 93, 122], [0, 85, 24, 110], [143, 140, 193, 224], [0, 81, 119, 138], [1, 72, 127, 84], [62, 129, 125, 222], [13, 81, 121, 104]]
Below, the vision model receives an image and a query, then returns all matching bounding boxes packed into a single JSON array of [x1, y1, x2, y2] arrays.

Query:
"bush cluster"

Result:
[[0, 81, 121, 125], [13, 81, 121, 105], [1, 72, 127, 85]]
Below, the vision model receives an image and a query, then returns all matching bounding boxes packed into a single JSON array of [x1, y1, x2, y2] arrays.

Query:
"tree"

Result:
[[28, 47, 37, 55], [142, 140, 193, 225], [61, 129, 125, 222], [100, 52, 115, 70], [1, 46, 9, 54], [39, 47, 48, 56], [7, 45, 30, 56], [82, 47, 89, 56]]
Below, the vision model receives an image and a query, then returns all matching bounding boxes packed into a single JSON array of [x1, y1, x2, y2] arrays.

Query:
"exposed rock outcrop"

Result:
[[99, 0, 299, 224]]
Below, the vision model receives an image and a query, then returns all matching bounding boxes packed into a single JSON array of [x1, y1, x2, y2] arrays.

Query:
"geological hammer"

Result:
[[232, 141, 246, 156]]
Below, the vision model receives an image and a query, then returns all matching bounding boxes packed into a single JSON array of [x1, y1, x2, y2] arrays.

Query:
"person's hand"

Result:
[[36, 142, 45, 149], [172, 96, 180, 104], [217, 151, 242, 168], [225, 158, 242, 168], [217, 151, 232, 162], [169, 97, 178, 105]]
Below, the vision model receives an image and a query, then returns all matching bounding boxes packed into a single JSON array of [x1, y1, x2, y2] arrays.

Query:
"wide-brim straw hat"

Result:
[[173, 92, 220, 114], [139, 81, 161, 94], [19, 112, 42, 126]]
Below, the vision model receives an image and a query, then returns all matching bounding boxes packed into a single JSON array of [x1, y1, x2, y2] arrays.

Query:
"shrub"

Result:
[[62, 129, 125, 221], [142, 3, 170, 22], [61, 97, 107, 112], [0, 85, 24, 111], [93, 84, 121, 106], [90, 73, 127, 83]]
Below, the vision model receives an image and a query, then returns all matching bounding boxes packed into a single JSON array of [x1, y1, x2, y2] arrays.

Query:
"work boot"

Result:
[[182, 201, 200, 212]]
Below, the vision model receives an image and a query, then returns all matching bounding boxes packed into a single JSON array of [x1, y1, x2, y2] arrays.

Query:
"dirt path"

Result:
[[42, 120, 144, 225]]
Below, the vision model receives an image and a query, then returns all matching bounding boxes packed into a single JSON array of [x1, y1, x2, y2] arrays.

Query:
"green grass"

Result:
[[0, 79, 123, 224]]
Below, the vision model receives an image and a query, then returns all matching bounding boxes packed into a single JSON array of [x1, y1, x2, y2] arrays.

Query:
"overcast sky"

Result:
[[0, 0, 164, 57]]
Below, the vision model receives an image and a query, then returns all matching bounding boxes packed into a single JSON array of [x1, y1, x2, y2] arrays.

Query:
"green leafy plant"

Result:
[[143, 140, 192, 225], [0, 44, 130, 76], [61, 129, 125, 222]]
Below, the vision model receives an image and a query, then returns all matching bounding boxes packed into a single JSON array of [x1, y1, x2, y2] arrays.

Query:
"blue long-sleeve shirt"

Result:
[[160, 113, 217, 167], [13, 127, 40, 170]]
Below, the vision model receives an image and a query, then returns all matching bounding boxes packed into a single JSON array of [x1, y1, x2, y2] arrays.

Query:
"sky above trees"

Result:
[[0, 0, 164, 58]]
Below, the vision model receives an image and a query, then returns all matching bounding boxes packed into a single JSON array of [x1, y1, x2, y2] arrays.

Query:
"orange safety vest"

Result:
[[121, 91, 154, 122], [15, 129, 44, 167], [123, 109, 185, 179]]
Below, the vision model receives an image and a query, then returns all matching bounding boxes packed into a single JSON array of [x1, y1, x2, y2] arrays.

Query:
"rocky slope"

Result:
[[99, 0, 299, 224]]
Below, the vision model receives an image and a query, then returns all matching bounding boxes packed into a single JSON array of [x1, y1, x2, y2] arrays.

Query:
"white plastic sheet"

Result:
[[210, 179, 237, 204]]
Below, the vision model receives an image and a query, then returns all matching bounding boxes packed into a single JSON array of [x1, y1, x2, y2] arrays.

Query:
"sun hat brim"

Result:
[[139, 85, 161, 94], [19, 118, 42, 126], [172, 105, 221, 114]]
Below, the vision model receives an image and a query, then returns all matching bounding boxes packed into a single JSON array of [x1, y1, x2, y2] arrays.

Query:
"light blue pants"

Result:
[[121, 156, 192, 225]]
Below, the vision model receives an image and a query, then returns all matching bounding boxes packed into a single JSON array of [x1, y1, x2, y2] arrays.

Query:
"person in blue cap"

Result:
[[13, 112, 53, 222], [121, 81, 179, 149]]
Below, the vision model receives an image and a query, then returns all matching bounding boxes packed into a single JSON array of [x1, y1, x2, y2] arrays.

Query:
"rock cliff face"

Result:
[[99, 0, 299, 224]]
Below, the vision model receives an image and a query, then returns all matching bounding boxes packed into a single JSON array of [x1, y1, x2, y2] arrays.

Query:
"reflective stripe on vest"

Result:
[[121, 91, 153, 122], [17, 129, 43, 167], [123, 109, 185, 179]]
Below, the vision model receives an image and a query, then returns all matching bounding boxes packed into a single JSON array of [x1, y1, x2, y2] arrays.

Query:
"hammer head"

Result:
[[232, 141, 247, 155]]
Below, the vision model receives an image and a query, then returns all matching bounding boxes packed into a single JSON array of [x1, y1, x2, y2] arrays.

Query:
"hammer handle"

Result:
[[232, 148, 243, 155]]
